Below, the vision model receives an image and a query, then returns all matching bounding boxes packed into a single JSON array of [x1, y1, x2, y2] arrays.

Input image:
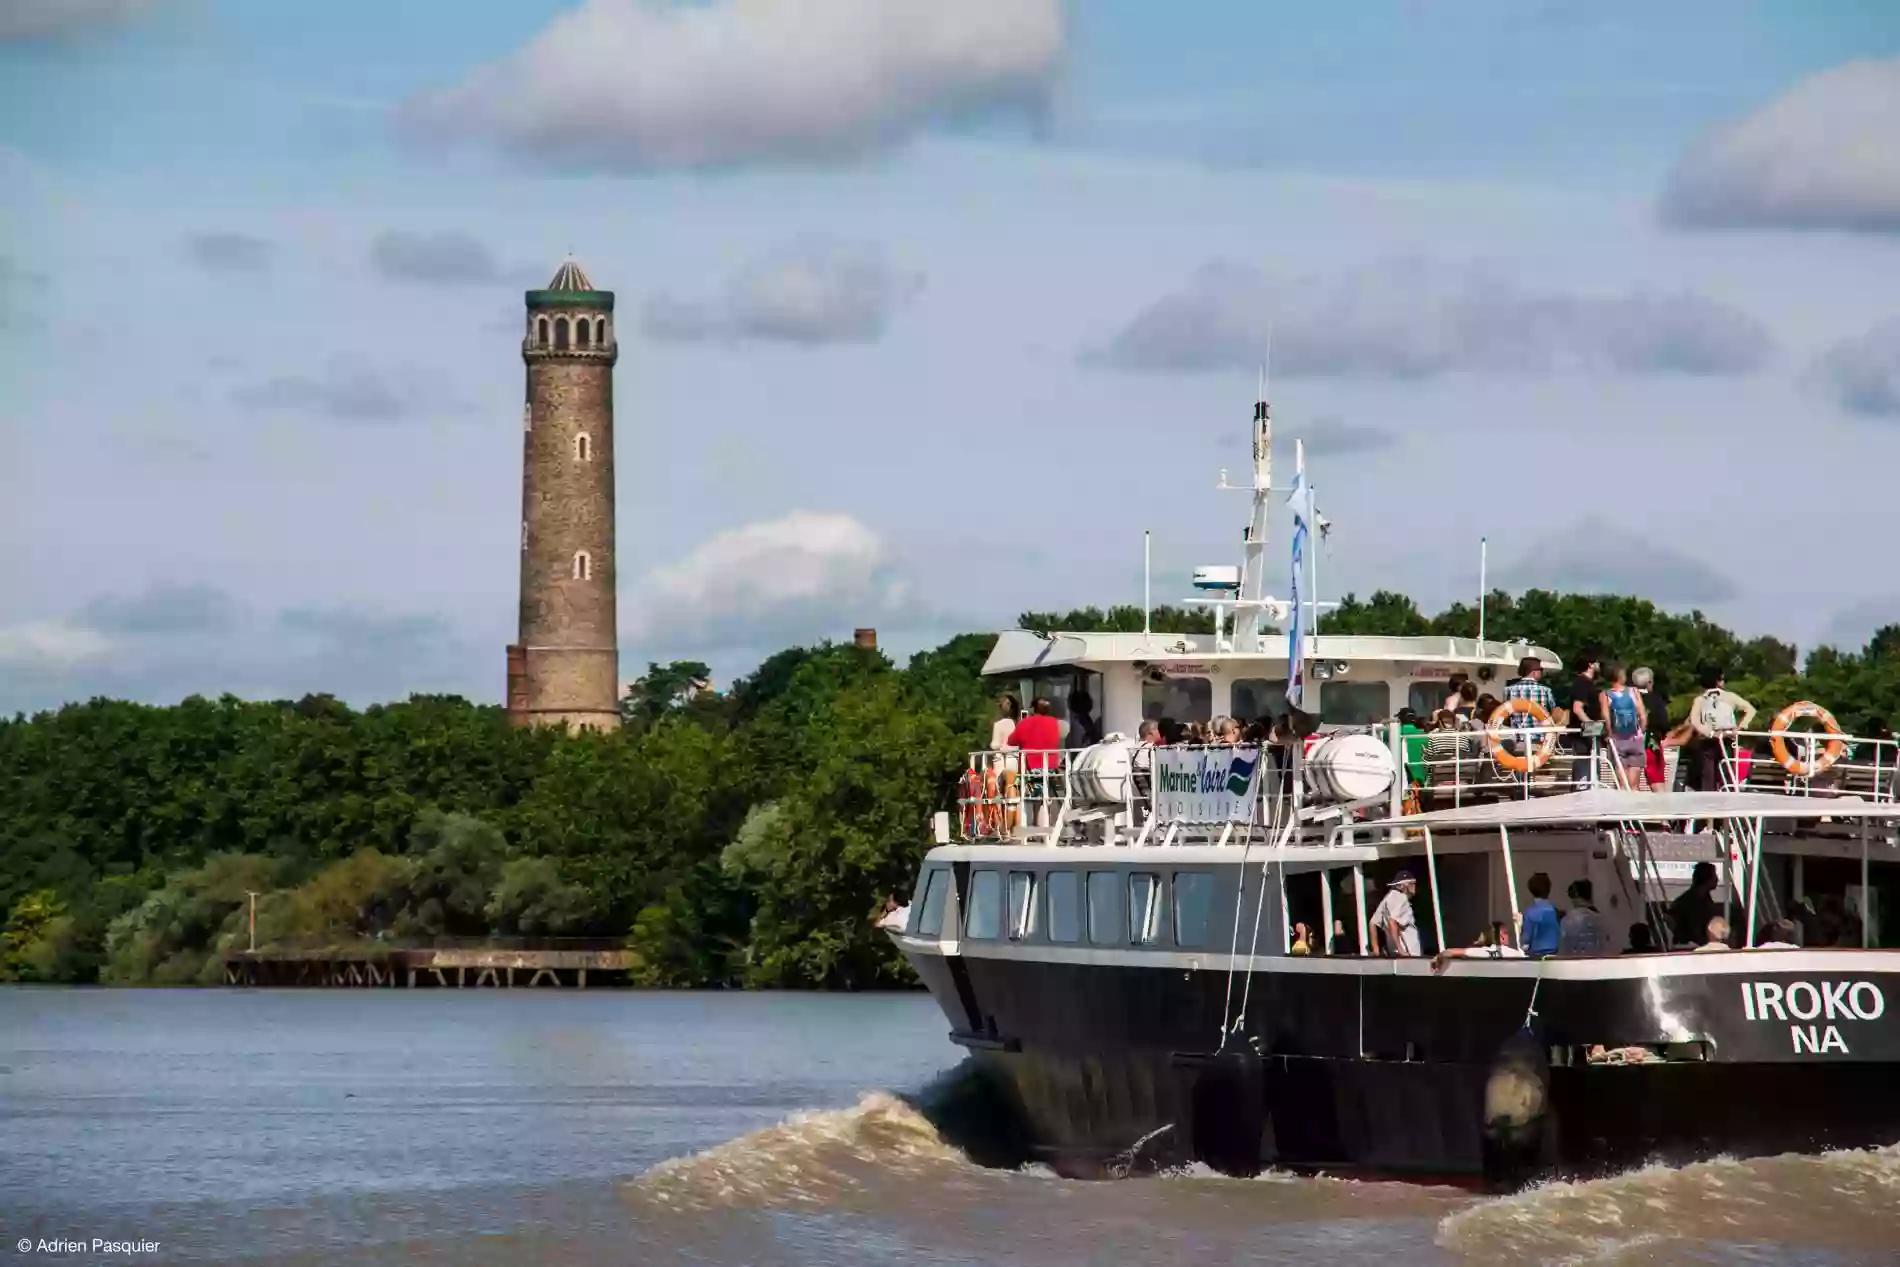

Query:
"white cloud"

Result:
[[1085, 258, 1773, 378], [0, 620, 113, 669], [630, 511, 917, 649], [1660, 58, 1900, 234], [642, 238, 923, 346], [400, 0, 1065, 170], [1808, 317, 1900, 419], [0, 0, 153, 42]]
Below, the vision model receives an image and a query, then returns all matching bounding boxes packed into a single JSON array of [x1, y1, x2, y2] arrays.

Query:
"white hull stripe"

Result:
[[887, 935, 1900, 981]]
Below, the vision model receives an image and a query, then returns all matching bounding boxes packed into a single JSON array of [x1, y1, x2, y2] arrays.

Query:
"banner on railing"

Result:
[[1154, 746, 1263, 822]]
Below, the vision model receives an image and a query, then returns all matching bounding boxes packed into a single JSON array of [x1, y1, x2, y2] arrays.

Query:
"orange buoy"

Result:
[[1769, 701, 1846, 778], [1486, 699, 1559, 774]]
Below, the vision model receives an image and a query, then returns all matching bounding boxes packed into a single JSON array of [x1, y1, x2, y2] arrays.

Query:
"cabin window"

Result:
[[965, 869, 1002, 940], [1232, 678, 1288, 721], [915, 869, 949, 937], [1007, 871, 1036, 940], [1174, 871, 1214, 948], [1046, 870, 1080, 943], [1408, 681, 1452, 717], [1086, 871, 1121, 946], [1320, 680, 1392, 726], [1142, 676, 1212, 724], [1129, 872, 1163, 945]]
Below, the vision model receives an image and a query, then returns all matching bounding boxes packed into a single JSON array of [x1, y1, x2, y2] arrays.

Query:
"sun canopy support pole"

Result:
[[1499, 824, 1522, 928], [1422, 825, 1445, 954], [1352, 864, 1368, 956], [1320, 867, 1335, 956]]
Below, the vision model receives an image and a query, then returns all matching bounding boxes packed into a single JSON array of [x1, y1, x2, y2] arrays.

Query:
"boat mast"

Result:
[[1233, 366, 1273, 652]]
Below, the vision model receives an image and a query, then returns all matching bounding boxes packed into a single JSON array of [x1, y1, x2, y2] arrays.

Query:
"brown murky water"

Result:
[[3, 989, 1895, 1265]]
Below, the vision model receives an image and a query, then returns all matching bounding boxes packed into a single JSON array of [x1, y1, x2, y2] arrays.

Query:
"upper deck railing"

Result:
[[951, 717, 1900, 848]]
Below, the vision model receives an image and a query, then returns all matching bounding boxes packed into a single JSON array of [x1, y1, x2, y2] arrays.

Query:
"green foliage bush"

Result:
[[2, 592, 1896, 987]]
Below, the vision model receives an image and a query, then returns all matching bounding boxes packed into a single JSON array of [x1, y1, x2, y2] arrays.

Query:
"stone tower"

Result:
[[508, 259, 620, 731]]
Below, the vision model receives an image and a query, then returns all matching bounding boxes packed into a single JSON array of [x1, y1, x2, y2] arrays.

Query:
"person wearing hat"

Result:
[[1370, 870, 1421, 957]]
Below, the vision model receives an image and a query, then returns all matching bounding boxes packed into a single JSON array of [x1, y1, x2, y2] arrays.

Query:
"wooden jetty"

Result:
[[223, 941, 636, 988]]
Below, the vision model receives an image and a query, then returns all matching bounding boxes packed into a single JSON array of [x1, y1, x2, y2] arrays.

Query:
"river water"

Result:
[[2, 989, 1896, 1266]]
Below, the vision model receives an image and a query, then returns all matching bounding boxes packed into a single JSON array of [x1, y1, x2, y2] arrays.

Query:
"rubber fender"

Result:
[[1481, 1028, 1553, 1190]]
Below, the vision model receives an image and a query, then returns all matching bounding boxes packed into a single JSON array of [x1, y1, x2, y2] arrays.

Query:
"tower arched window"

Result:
[[574, 432, 591, 462], [572, 550, 592, 581], [554, 317, 570, 351], [577, 320, 591, 349], [595, 318, 607, 346], [536, 317, 549, 348]]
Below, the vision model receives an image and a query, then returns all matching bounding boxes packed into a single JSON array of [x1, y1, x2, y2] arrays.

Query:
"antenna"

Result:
[[1478, 537, 1488, 644]]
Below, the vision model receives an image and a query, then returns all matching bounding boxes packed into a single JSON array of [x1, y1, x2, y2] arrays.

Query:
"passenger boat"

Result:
[[885, 389, 1900, 1187]]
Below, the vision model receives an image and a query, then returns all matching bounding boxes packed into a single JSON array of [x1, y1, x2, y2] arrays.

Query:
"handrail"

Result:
[[952, 722, 1900, 847]]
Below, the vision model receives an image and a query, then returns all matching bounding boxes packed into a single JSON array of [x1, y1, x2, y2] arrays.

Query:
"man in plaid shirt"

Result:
[[1503, 655, 1557, 760]]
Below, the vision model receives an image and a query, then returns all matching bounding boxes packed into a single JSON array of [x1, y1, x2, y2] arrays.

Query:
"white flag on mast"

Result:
[[1286, 441, 1315, 711]]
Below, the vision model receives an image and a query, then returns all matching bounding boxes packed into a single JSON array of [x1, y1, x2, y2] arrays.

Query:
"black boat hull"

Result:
[[903, 942, 1900, 1182]]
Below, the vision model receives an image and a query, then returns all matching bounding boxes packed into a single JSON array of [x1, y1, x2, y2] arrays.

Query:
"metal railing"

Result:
[[954, 718, 1900, 847], [233, 934, 630, 955]]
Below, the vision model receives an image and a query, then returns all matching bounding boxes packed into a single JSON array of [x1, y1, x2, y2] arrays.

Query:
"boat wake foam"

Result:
[[623, 1061, 1022, 1214], [1438, 1144, 1900, 1265]]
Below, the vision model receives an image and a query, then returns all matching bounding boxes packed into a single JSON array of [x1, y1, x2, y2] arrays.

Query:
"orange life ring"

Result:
[[1770, 701, 1846, 777], [961, 767, 984, 836], [1486, 699, 1559, 773]]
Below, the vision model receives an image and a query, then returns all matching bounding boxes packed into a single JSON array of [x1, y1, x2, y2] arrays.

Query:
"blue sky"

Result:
[[3, 0, 1899, 711]]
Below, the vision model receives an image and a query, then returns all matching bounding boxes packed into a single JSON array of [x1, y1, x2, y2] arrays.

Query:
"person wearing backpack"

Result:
[[1599, 664, 1648, 788], [1686, 666, 1757, 791]]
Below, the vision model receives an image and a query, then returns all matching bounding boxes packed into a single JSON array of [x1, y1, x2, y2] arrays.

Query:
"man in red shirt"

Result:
[[1008, 697, 1063, 770]]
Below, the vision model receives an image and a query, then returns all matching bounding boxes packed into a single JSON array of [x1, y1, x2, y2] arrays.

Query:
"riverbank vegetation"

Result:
[[3, 591, 1896, 987]]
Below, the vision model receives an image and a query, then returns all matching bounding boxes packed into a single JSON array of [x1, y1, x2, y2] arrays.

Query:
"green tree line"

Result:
[[3, 591, 1895, 986]]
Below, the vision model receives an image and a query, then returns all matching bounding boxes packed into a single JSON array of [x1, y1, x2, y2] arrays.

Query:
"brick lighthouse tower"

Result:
[[507, 259, 621, 731]]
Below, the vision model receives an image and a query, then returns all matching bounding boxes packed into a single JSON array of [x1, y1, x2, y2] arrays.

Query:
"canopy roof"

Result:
[[1400, 788, 1900, 831], [981, 630, 1558, 675]]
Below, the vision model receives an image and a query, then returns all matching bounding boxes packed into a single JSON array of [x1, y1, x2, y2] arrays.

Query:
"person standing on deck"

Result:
[[1371, 872, 1422, 957], [1503, 657, 1558, 768], [1008, 697, 1062, 770], [1669, 862, 1721, 947], [1686, 667, 1757, 790], [1600, 665, 1648, 788], [1520, 872, 1561, 959], [1564, 647, 1605, 786], [1559, 878, 1611, 955]]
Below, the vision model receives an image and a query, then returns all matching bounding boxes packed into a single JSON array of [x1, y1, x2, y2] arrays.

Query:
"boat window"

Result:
[[1320, 680, 1392, 726], [1046, 870, 1081, 943], [1143, 676, 1212, 724], [965, 869, 1003, 940], [1016, 671, 1105, 745], [1007, 871, 1036, 940], [1173, 871, 1214, 948], [1087, 871, 1121, 945], [1129, 872, 1163, 945], [915, 869, 950, 937], [1232, 678, 1288, 721], [1408, 681, 1451, 717]]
